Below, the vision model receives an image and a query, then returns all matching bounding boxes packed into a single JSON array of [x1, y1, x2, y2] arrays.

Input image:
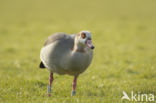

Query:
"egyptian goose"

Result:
[[39, 31, 94, 96]]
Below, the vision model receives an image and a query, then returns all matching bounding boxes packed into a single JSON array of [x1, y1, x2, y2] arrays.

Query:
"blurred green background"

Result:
[[0, 0, 156, 103]]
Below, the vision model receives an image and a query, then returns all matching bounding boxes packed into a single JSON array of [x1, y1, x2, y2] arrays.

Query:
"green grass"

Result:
[[0, 0, 156, 103]]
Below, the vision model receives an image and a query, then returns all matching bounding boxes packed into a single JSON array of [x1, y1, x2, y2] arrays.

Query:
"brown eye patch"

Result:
[[81, 32, 86, 39]]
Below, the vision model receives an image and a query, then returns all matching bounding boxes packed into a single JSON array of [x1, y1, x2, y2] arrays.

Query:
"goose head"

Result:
[[74, 31, 95, 52]]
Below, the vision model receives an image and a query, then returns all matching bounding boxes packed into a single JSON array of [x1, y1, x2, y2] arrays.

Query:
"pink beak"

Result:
[[86, 40, 95, 49]]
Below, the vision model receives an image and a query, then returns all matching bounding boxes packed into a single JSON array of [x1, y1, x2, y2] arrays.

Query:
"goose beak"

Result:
[[86, 40, 95, 50]]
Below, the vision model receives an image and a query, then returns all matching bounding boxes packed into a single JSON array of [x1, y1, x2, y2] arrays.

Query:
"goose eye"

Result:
[[81, 33, 86, 39]]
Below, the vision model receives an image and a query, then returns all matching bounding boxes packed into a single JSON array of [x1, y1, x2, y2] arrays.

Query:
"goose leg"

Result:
[[47, 72, 54, 96], [71, 76, 77, 96]]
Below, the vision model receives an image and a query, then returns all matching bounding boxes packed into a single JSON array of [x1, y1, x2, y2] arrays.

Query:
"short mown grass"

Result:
[[0, 0, 156, 103]]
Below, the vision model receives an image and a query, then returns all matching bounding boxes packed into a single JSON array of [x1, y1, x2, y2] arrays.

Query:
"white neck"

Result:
[[73, 43, 86, 53]]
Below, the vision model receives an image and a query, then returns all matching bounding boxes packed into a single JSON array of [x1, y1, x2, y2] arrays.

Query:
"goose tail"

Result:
[[39, 61, 46, 69]]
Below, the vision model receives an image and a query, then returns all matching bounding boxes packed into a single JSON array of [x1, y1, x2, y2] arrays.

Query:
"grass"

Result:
[[0, 0, 156, 103]]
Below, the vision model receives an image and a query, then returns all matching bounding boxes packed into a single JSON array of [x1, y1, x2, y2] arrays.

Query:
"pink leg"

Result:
[[47, 72, 54, 96], [71, 76, 77, 96]]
